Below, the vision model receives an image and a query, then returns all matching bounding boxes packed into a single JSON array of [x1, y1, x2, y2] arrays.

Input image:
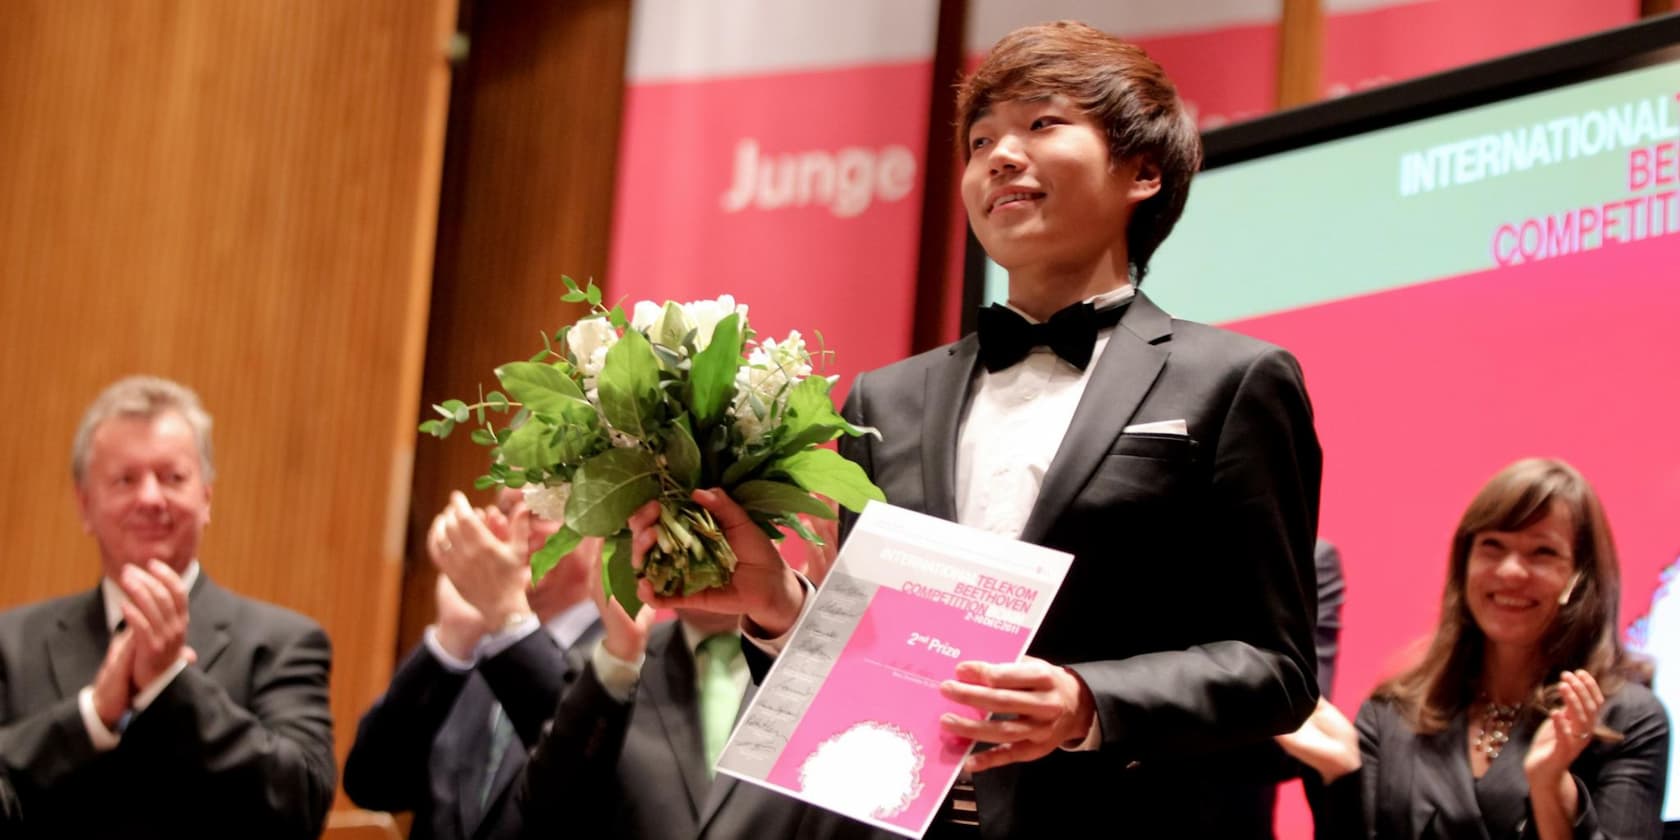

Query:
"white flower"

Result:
[[630, 300, 664, 332], [731, 331, 813, 444], [523, 482, 571, 523], [567, 317, 619, 386], [683, 295, 749, 350]]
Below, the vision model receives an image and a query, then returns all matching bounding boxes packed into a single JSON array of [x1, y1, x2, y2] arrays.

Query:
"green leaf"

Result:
[[497, 361, 592, 422], [472, 475, 498, 490], [721, 445, 776, 487], [500, 420, 560, 470], [777, 376, 879, 455], [531, 526, 584, 583], [601, 532, 643, 617], [597, 329, 662, 441], [607, 305, 629, 331], [440, 399, 470, 423], [564, 448, 661, 536], [470, 428, 497, 447], [689, 313, 743, 425], [485, 390, 510, 412], [771, 510, 824, 545], [418, 419, 447, 437], [730, 479, 836, 519], [504, 471, 527, 489], [769, 448, 885, 513], [664, 414, 702, 488], [586, 283, 603, 306]]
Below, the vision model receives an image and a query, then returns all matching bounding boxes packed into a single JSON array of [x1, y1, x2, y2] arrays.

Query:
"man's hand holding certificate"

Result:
[[633, 490, 1073, 838]]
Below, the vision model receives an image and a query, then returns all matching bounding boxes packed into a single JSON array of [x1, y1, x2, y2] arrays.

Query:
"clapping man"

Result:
[[0, 376, 335, 838], [345, 490, 600, 840]]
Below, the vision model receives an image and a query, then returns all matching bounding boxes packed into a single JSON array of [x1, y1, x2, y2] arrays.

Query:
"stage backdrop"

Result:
[[1323, 0, 1640, 98], [605, 0, 939, 392], [1147, 49, 1680, 828]]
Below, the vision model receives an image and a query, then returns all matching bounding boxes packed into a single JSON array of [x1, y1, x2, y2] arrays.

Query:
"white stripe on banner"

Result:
[[1322, 0, 1438, 13], [967, 0, 1282, 50], [627, 0, 939, 83]]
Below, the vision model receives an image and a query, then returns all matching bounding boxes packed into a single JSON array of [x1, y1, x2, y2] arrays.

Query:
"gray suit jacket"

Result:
[[836, 291, 1324, 838], [0, 575, 335, 839], [1340, 684, 1669, 839], [517, 621, 886, 839]]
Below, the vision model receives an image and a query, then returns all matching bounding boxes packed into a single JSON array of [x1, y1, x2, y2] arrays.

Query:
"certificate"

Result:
[[715, 501, 1074, 838]]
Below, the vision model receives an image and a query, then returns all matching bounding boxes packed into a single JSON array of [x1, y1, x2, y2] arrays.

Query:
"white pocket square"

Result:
[[1122, 419, 1188, 436]]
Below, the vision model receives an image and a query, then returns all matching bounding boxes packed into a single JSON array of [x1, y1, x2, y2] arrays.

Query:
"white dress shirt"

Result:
[[956, 283, 1135, 750], [592, 621, 749, 706], [424, 598, 602, 672], [955, 284, 1134, 538]]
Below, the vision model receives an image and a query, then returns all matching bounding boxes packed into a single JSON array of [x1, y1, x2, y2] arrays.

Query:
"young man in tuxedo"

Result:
[[634, 20, 1325, 839], [0, 376, 335, 838], [344, 489, 601, 840]]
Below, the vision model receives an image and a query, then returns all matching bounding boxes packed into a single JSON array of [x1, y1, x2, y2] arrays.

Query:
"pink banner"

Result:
[[608, 1, 939, 391]]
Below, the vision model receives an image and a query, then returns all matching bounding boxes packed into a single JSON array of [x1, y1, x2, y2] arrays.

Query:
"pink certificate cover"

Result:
[[716, 502, 1073, 837]]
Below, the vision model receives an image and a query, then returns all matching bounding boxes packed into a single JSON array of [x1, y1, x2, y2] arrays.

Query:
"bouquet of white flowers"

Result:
[[421, 278, 884, 614]]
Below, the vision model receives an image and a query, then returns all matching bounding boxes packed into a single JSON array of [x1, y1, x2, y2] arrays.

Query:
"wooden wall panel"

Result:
[[398, 0, 632, 656], [0, 0, 457, 800]]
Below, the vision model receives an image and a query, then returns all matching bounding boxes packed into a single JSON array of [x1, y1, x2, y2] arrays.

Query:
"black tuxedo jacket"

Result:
[[344, 621, 600, 840], [518, 621, 889, 840], [0, 575, 335, 839], [1340, 684, 1669, 839], [835, 291, 1324, 837]]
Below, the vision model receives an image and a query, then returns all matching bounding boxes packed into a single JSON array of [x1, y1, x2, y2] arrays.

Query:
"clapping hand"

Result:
[[589, 539, 657, 662], [428, 492, 532, 629], [118, 560, 197, 689], [1525, 669, 1604, 781]]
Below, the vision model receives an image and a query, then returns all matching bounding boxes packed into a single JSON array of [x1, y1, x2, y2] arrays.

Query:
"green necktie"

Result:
[[698, 633, 743, 773]]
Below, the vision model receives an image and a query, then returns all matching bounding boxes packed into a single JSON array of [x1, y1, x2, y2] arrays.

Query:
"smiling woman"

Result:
[[1279, 457, 1671, 839]]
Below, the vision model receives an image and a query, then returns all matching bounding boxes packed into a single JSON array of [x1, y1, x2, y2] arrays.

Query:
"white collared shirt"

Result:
[[424, 599, 602, 672], [955, 284, 1134, 538], [592, 620, 749, 705], [78, 560, 203, 750]]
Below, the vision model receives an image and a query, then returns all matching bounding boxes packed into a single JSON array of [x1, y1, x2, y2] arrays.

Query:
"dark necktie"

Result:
[[976, 300, 1128, 373]]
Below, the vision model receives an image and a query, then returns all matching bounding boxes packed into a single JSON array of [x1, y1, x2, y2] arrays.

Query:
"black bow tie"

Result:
[[977, 301, 1128, 373]]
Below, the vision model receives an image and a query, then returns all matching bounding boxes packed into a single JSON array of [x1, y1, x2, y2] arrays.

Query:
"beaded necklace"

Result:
[[1474, 697, 1523, 759]]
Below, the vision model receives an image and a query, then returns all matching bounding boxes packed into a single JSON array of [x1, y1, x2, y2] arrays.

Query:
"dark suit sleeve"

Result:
[[1556, 687, 1670, 840], [1314, 540, 1345, 701], [0, 764, 21, 830], [121, 623, 335, 839], [478, 628, 577, 747], [836, 372, 876, 546], [516, 658, 634, 837], [0, 693, 102, 797], [1068, 347, 1323, 757], [342, 642, 471, 812]]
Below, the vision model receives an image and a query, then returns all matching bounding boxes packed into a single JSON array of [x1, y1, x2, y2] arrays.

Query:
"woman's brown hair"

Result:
[[1375, 458, 1644, 733]]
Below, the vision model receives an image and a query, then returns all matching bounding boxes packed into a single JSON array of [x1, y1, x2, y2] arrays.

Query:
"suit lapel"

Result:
[[46, 588, 109, 699], [186, 576, 234, 673], [646, 625, 709, 817], [1019, 294, 1172, 545], [1411, 715, 1490, 840], [920, 335, 980, 523]]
